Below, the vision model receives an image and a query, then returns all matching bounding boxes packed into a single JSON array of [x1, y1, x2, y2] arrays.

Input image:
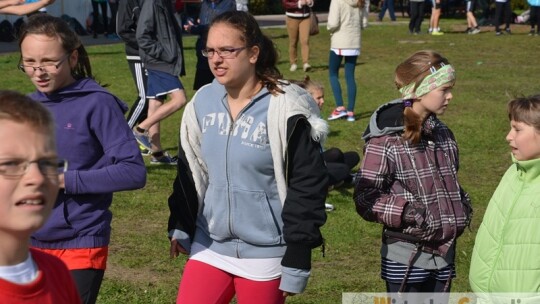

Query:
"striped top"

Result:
[[381, 257, 455, 283]]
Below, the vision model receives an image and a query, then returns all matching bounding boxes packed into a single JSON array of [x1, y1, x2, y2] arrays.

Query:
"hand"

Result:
[[402, 203, 426, 226], [170, 238, 188, 258], [57, 173, 65, 189], [183, 20, 194, 33], [41, 0, 56, 4], [283, 291, 297, 298]]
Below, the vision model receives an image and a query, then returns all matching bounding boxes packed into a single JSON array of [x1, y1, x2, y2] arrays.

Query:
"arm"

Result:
[[280, 116, 328, 294], [116, 0, 141, 50], [353, 137, 413, 228], [326, 0, 340, 33], [168, 144, 199, 256], [0, 0, 54, 15], [0, 0, 23, 10], [63, 96, 146, 194], [136, 1, 164, 61]]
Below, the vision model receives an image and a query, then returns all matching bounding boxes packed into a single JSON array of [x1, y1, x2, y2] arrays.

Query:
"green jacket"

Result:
[[470, 156, 540, 293]]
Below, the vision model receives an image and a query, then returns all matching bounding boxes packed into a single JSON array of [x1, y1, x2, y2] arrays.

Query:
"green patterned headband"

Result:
[[399, 63, 456, 101]]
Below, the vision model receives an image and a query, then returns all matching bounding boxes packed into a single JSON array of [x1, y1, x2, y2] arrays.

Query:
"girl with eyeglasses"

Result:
[[168, 11, 328, 304], [17, 14, 146, 304]]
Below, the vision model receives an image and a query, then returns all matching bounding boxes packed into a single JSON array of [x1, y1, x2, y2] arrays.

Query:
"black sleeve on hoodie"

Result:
[[281, 115, 328, 270], [167, 143, 198, 241]]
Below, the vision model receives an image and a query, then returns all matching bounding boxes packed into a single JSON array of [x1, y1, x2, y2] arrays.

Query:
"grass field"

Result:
[[1, 14, 539, 303]]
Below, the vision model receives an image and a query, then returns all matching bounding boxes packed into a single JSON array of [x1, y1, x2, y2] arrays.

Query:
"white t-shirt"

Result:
[[0, 253, 38, 284], [190, 242, 282, 281], [331, 48, 361, 56]]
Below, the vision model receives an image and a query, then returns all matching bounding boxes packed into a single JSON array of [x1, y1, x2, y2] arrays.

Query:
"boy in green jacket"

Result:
[[470, 94, 540, 301]]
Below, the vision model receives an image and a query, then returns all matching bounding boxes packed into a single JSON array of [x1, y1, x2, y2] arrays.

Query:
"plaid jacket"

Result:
[[354, 114, 472, 256]]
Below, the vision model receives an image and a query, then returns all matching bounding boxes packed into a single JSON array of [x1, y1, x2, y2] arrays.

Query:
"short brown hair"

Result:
[[508, 94, 540, 132], [0, 90, 55, 136]]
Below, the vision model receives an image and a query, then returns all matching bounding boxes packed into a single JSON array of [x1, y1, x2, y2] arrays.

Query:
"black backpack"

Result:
[[61, 14, 88, 36], [0, 20, 15, 42], [13, 17, 25, 39]]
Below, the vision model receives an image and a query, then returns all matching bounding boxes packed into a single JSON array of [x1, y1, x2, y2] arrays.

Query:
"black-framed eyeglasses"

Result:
[[201, 47, 247, 59], [0, 158, 68, 178], [18, 53, 71, 74]]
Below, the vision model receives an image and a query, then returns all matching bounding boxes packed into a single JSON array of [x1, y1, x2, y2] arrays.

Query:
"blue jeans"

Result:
[[379, 0, 396, 21], [328, 51, 358, 112]]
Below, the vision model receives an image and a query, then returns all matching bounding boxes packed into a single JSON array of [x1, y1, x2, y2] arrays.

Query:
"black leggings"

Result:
[[494, 1, 511, 31], [71, 269, 105, 304], [91, 0, 108, 34], [531, 6, 540, 32], [409, 1, 425, 33], [386, 279, 451, 304]]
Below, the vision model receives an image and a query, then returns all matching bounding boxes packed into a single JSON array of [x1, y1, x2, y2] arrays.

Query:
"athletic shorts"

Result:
[[465, 0, 476, 12], [146, 69, 184, 100]]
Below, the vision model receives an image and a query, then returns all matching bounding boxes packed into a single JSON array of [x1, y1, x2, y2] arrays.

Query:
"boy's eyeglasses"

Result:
[[201, 47, 247, 59], [18, 53, 71, 74], [0, 158, 68, 178]]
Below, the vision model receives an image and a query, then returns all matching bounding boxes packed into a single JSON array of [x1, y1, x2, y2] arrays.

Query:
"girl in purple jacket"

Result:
[[18, 14, 146, 304]]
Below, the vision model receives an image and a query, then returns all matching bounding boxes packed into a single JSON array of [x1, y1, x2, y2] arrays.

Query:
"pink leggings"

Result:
[[176, 259, 286, 304]]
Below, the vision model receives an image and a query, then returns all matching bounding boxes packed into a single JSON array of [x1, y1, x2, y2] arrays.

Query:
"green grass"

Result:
[[1, 16, 540, 303]]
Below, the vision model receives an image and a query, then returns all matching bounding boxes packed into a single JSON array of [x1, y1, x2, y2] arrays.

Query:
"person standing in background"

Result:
[[107, 0, 120, 39], [91, 0, 108, 38], [408, 0, 425, 34], [528, 0, 540, 35], [134, 0, 187, 164], [117, 0, 149, 147], [183, 0, 236, 90], [494, 0, 512, 35], [464, 0, 481, 34], [282, 0, 314, 72], [360, 0, 369, 28], [377, 0, 396, 22], [428, 0, 443, 35], [326, 0, 362, 122]]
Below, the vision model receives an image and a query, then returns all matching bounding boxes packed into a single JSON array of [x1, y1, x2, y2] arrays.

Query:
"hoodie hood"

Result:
[[362, 99, 405, 141], [29, 78, 128, 114]]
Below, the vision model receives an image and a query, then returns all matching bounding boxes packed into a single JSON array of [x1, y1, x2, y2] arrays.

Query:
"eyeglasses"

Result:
[[18, 53, 71, 74], [201, 47, 247, 59], [0, 158, 68, 178]]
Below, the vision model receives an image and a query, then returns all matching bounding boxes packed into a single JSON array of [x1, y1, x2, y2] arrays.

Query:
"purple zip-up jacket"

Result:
[[30, 78, 146, 249], [354, 100, 472, 257]]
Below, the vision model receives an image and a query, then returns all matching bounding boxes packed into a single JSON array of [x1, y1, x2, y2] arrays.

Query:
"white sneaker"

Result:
[[303, 63, 311, 72], [289, 64, 297, 72]]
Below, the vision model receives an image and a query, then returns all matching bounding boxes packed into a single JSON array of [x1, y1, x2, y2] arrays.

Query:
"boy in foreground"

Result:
[[0, 90, 80, 303]]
